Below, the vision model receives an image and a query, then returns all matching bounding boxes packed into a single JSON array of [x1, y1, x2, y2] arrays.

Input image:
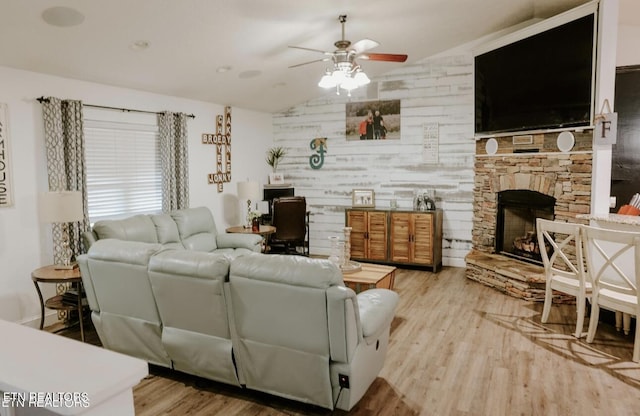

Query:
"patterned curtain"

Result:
[[158, 112, 189, 211], [41, 97, 89, 263]]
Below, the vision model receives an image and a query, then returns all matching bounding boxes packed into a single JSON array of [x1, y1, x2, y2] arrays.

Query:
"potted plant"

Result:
[[266, 146, 287, 184]]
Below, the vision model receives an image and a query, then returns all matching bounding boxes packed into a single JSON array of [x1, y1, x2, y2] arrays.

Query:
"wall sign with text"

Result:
[[203, 106, 232, 192]]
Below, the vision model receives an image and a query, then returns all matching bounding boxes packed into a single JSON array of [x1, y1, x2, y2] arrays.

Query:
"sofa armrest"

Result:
[[77, 254, 99, 313], [82, 231, 98, 250], [327, 285, 360, 363], [87, 238, 161, 265], [356, 289, 399, 342], [216, 233, 262, 252]]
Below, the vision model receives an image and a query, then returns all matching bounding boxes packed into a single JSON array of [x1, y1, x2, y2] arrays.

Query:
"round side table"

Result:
[[31, 265, 85, 342], [226, 225, 276, 236]]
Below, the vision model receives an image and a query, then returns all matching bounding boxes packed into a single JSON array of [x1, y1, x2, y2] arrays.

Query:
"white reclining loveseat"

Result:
[[228, 254, 399, 410]]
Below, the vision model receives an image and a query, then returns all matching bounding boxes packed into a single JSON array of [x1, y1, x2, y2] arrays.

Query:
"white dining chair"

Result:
[[536, 218, 590, 338], [582, 225, 640, 363]]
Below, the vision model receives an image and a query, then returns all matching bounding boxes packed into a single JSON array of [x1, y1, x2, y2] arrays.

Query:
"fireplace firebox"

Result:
[[495, 190, 555, 265]]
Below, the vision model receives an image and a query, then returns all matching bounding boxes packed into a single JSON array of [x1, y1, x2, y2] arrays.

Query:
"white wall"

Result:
[[273, 50, 475, 267], [617, 24, 640, 66], [0, 65, 271, 325]]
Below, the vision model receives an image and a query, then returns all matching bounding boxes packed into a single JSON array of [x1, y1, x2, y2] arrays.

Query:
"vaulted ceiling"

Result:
[[0, 0, 637, 113]]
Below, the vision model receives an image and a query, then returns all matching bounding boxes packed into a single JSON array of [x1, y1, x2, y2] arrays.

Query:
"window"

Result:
[[83, 109, 162, 222]]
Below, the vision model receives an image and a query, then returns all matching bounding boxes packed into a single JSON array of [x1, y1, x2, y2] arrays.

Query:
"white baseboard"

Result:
[[444, 258, 467, 268], [20, 310, 60, 329]]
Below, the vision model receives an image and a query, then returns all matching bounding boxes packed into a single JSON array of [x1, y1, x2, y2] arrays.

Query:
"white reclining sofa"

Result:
[[77, 208, 399, 411]]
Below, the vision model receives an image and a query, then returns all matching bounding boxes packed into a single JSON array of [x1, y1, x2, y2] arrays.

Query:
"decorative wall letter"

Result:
[[594, 99, 617, 145], [203, 106, 232, 192], [309, 137, 327, 170]]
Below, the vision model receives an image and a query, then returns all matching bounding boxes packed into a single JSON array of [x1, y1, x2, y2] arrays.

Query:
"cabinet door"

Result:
[[346, 210, 367, 259], [390, 212, 411, 263], [412, 213, 434, 264], [367, 211, 388, 260]]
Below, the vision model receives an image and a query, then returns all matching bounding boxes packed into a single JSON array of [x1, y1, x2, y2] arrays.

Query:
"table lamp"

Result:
[[237, 181, 261, 228], [40, 191, 84, 269]]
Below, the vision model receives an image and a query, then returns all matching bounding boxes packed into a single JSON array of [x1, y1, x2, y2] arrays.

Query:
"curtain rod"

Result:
[[36, 97, 195, 119]]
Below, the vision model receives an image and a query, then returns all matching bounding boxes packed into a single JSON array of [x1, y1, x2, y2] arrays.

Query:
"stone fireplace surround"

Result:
[[465, 131, 593, 301]]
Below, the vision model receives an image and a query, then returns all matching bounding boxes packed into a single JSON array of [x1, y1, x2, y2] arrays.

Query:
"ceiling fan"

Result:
[[289, 15, 408, 94]]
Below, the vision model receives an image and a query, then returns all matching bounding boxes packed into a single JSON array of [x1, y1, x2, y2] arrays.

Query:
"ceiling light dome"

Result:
[[42, 7, 85, 27]]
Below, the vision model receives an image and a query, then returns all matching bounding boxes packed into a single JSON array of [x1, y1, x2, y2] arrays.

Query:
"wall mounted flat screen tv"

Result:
[[474, 12, 596, 136]]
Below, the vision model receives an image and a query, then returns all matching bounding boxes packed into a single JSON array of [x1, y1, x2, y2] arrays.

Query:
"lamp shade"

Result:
[[318, 73, 337, 89], [354, 70, 370, 86], [237, 181, 261, 201], [40, 191, 84, 223], [340, 76, 358, 91]]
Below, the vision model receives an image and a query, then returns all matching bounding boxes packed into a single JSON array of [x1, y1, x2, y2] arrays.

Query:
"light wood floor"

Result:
[[65, 267, 640, 415]]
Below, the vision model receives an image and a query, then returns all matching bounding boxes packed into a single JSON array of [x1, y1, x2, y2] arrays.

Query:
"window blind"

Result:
[[84, 117, 162, 222]]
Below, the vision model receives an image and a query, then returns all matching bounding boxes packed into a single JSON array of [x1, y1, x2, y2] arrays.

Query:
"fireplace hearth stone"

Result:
[[465, 250, 576, 303]]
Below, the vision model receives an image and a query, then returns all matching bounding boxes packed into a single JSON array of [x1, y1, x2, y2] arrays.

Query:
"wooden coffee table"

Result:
[[342, 262, 396, 293]]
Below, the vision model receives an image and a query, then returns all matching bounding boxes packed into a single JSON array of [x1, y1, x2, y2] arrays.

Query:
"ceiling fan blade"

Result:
[[288, 45, 332, 55], [351, 39, 380, 54], [359, 53, 408, 62], [288, 57, 331, 69]]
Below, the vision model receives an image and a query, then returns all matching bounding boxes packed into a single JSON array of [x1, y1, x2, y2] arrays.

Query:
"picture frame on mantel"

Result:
[[269, 172, 285, 185], [352, 189, 375, 208]]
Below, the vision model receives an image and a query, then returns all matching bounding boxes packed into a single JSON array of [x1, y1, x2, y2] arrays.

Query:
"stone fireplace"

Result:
[[466, 131, 592, 301]]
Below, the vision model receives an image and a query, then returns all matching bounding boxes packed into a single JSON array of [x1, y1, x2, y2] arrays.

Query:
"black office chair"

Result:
[[270, 196, 308, 255]]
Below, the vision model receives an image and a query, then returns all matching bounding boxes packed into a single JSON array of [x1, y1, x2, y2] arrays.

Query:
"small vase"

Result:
[[251, 218, 260, 232]]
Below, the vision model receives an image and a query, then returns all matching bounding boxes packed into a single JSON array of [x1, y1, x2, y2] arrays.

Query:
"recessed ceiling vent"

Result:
[[42, 7, 85, 27]]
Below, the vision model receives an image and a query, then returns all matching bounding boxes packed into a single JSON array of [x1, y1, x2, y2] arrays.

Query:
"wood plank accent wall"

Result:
[[272, 52, 475, 266]]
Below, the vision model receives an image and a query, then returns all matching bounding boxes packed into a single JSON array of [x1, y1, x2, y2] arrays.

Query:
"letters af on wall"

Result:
[[0, 103, 13, 207], [345, 99, 401, 141]]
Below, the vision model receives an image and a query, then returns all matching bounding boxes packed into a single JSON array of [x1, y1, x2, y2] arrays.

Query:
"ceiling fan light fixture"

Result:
[[340, 76, 358, 91], [318, 63, 369, 93], [331, 70, 347, 84], [354, 70, 370, 86], [318, 72, 337, 89], [293, 14, 406, 95]]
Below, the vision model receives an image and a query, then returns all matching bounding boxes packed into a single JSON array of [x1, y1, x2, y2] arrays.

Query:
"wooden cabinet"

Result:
[[390, 211, 442, 271], [346, 210, 388, 261], [346, 208, 442, 272]]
